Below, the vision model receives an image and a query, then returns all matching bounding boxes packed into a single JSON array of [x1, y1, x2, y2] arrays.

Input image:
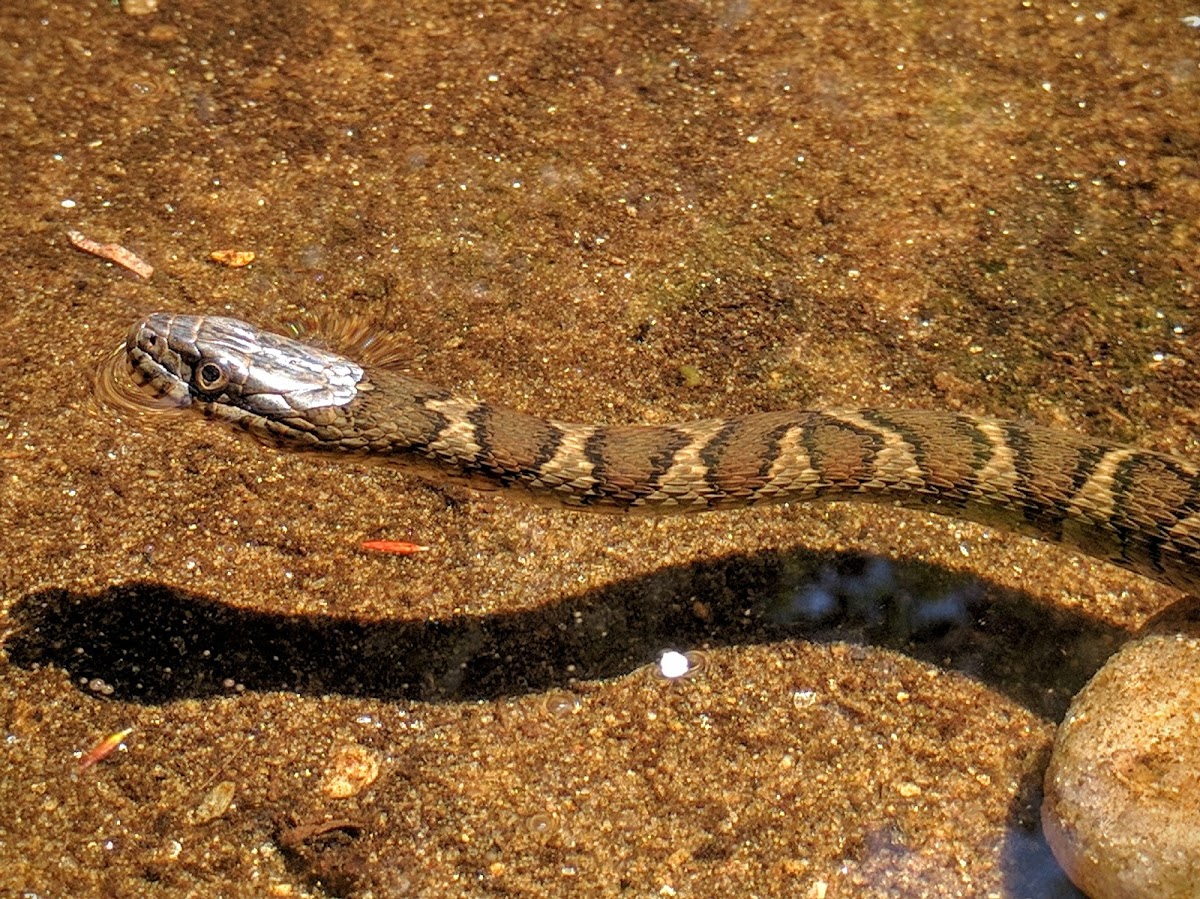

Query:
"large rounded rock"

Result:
[[1042, 598, 1200, 898]]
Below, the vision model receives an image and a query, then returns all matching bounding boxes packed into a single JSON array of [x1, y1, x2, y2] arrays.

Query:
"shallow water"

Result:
[[3, 1, 1199, 896]]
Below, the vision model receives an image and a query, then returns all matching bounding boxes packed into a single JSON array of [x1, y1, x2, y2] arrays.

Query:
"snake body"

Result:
[[126, 313, 1200, 593]]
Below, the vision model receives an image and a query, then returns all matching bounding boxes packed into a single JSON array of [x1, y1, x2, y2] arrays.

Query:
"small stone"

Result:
[[540, 689, 579, 717], [145, 23, 179, 43], [321, 743, 382, 799], [189, 780, 236, 825], [1042, 598, 1200, 898], [658, 651, 690, 679], [121, 0, 159, 15], [677, 364, 703, 388], [895, 781, 921, 798]]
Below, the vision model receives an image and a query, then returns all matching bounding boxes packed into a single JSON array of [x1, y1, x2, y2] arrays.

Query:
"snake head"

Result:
[[126, 313, 365, 440]]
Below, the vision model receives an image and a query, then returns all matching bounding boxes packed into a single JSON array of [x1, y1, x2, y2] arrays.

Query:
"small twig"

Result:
[[78, 726, 134, 772], [277, 818, 365, 850], [360, 538, 430, 555], [66, 230, 154, 279]]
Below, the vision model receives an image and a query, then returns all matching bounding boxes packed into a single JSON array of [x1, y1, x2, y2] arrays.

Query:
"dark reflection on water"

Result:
[[768, 554, 983, 639]]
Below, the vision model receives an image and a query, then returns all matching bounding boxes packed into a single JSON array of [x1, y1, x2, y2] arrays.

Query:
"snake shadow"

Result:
[[6, 546, 1112, 898], [5, 548, 1125, 713]]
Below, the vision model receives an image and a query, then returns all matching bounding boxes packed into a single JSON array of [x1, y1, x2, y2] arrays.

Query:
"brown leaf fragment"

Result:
[[209, 249, 256, 267]]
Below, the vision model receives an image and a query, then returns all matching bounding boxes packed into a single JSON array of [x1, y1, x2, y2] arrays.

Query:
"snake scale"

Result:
[[126, 312, 1200, 593]]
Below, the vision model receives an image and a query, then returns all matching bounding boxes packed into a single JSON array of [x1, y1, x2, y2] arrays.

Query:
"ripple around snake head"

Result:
[[92, 337, 190, 419]]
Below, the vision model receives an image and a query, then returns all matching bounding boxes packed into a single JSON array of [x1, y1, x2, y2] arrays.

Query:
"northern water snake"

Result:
[[125, 312, 1200, 593]]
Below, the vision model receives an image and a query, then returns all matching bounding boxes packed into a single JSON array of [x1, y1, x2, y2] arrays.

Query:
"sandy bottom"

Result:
[[2, 2, 1199, 896]]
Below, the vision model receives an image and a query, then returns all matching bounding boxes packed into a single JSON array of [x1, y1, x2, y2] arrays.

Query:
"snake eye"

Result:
[[194, 360, 229, 393]]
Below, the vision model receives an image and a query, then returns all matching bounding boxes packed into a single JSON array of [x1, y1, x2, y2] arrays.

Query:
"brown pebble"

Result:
[[1042, 597, 1200, 898], [321, 744, 382, 799]]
